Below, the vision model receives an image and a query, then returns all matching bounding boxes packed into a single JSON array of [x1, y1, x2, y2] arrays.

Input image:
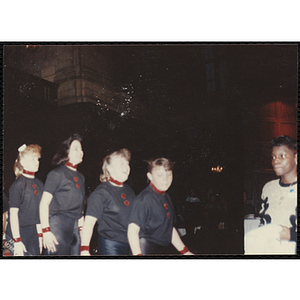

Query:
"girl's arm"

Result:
[[171, 227, 194, 255], [80, 215, 97, 256], [10, 207, 27, 256], [78, 215, 84, 240], [36, 224, 43, 254], [127, 223, 142, 255], [39, 191, 59, 252], [3, 212, 8, 240]]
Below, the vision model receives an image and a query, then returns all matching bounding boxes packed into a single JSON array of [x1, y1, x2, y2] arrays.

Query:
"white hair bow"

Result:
[[18, 144, 27, 152]]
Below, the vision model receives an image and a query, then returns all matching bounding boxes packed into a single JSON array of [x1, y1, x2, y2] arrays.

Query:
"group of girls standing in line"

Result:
[[5, 133, 193, 256]]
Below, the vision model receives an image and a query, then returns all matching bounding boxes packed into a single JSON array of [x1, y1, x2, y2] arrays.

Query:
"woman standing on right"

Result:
[[128, 157, 193, 256], [244, 135, 297, 254]]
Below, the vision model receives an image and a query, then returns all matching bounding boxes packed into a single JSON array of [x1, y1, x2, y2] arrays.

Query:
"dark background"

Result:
[[2, 43, 298, 255]]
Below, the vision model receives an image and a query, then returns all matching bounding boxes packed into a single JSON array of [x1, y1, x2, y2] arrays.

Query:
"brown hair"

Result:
[[52, 133, 82, 166], [99, 148, 131, 182], [147, 157, 175, 173], [14, 144, 42, 178]]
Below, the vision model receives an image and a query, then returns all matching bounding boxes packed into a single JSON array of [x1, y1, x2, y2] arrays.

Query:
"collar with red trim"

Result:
[[23, 169, 35, 176], [65, 162, 78, 169], [150, 182, 166, 195], [108, 177, 123, 187]]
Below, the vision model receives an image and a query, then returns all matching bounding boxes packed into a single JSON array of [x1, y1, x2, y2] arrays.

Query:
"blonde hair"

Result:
[[99, 148, 131, 182], [14, 144, 42, 178]]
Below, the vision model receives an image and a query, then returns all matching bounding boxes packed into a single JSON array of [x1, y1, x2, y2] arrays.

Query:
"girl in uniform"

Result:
[[39, 133, 85, 255], [128, 157, 193, 256], [80, 148, 136, 255], [5, 144, 43, 256]]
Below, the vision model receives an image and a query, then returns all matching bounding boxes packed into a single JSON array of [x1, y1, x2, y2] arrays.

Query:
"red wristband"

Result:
[[38, 233, 43, 238], [78, 226, 83, 232], [80, 246, 90, 252], [179, 246, 189, 255], [42, 227, 51, 233], [137, 254, 143, 256], [13, 237, 22, 243]]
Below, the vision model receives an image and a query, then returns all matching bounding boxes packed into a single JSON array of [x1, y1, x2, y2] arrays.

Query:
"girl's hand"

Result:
[[43, 231, 59, 253], [14, 242, 27, 256], [80, 250, 90, 256], [39, 236, 43, 254], [279, 225, 291, 241], [183, 251, 195, 255]]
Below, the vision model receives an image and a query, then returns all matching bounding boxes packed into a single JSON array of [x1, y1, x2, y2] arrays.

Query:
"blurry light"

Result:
[[25, 45, 37, 49], [211, 165, 223, 173]]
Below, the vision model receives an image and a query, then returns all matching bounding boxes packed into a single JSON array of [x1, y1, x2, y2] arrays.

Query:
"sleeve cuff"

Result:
[[290, 227, 297, 242]]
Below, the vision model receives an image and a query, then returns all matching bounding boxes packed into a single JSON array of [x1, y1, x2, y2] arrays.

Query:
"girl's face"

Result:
[[107, 155, 130, 183], [21, 152, 40, 173], [147, 165, 173, 192], [271, 145, 297, 179], [68, 140, 83, 165]]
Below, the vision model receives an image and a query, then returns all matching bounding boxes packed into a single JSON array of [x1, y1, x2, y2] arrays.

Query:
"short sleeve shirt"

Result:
[[43, 165, 85, 219], [129, 184, 176, 246], [9, 175, 43, 227], [86, 181, 136, 244], [3, 191, 9, 212]]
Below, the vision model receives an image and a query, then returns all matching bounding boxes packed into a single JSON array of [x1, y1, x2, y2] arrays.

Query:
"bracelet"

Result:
[[80, 246, 90, 252], [179, 246, 189, 255], [13, 237, 22, 243], [38, 233, 43, 238], [42, 227, 51, 233], [137, 254, 143, 256], [78, 226, 83, 232]]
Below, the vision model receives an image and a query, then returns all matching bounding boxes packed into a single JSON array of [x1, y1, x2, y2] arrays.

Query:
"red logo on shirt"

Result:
[[76, 184, 80, 189], [164, 203, 169, 210], [167, 212, 170, 219], [121, 193, 126, 199], [34, 190, 38, 195], [73, 177, 78, 182], [124, 200, 129, 206], [32, 184, 37, 189]]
